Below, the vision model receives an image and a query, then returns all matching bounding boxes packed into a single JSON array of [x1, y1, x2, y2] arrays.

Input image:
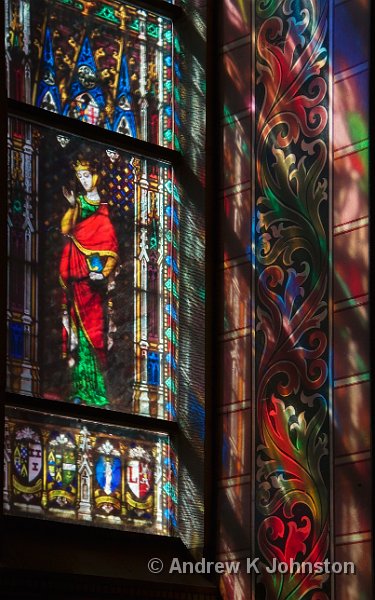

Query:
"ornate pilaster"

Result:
[[156, 16, 164, 146], [77, 426, 93, 521], [153, 440, 163, 530], [136, 161, 150, 415], [3, 418, 13, 511], [120, 442, 127, 518], [252, 0, 331, 598], [138, 9, 148, 141], [41, 430, 49, 510]]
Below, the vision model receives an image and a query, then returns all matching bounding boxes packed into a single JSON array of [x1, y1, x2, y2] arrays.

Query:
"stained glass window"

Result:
[[5, 0, 181, 148], [7, 117, 180, 419], [4, 0, 185, 546], [4, 406, 177, 534]]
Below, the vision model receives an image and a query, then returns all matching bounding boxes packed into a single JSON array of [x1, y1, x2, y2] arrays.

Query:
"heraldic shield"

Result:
[[12, 426, 43, 505], [47, 432, 77, 511], [125, 445, 153, 524]]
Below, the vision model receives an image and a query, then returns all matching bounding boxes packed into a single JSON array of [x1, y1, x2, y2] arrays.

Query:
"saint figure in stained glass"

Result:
[[7, 118, 177, 417], [94, 439, 122, 517], [59, 158, 119, 407]]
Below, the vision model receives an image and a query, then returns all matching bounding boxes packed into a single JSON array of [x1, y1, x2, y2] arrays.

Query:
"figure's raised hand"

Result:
[[62, 186, 76, 206]]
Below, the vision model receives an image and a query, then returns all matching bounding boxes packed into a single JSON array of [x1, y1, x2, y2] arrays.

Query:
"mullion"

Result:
[[8, 100, 181, 167], [4, 391, 179, 436]]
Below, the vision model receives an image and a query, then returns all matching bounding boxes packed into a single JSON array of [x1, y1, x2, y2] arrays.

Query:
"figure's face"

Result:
[[76, 169, 93, 191]]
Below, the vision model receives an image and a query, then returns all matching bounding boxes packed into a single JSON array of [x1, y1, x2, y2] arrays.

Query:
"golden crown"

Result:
[[73, 159, 92, 172]]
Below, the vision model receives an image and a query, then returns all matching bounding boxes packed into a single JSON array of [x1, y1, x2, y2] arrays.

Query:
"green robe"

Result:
[[69, 195, 108, 407]]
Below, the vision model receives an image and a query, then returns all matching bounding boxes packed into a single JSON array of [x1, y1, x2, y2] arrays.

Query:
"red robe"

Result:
[[59, 204, 119, 366]]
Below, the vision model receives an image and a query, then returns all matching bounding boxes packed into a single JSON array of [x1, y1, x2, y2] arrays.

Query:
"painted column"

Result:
[[3, 419, 12, 512], [138, 9, 148, 141], [156, 16, 164, 146], [252, 1, 331, 598], [22, 129, 35, 390], [138, 161, 150, 414], [154, 440, 163, 531], [157, 171, 165, 418], [78, 426, 93, 521], [41, 430, 49, 509], [133, 159, 140, 413]]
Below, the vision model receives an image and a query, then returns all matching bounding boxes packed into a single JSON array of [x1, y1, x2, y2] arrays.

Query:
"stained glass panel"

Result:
[[7, 117, 180, 419], [5, 0, 181, 148], [4, 406, 177, 534]]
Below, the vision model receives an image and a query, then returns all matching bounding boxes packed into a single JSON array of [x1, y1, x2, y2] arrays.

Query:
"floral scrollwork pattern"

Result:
[[254, 0, 330, 598]]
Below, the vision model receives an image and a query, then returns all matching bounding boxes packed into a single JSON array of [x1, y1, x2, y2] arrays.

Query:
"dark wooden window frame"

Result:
[[0, 0, 220, 597]]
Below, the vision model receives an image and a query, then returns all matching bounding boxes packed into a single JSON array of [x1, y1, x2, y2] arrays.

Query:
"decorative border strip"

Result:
[[335, 531, 371, 545], [221, 34, 252, 55], [334, 61, 369, 82], [335, 451, 371, 465], [334, 372, 370, 388], [220, 328, 251, 342], [333, 216, 369, 235], [220, 400, 252, 414], [334, 294, 368, 312], [218, 474, 252, 488], [334, 139, 369, 159]]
